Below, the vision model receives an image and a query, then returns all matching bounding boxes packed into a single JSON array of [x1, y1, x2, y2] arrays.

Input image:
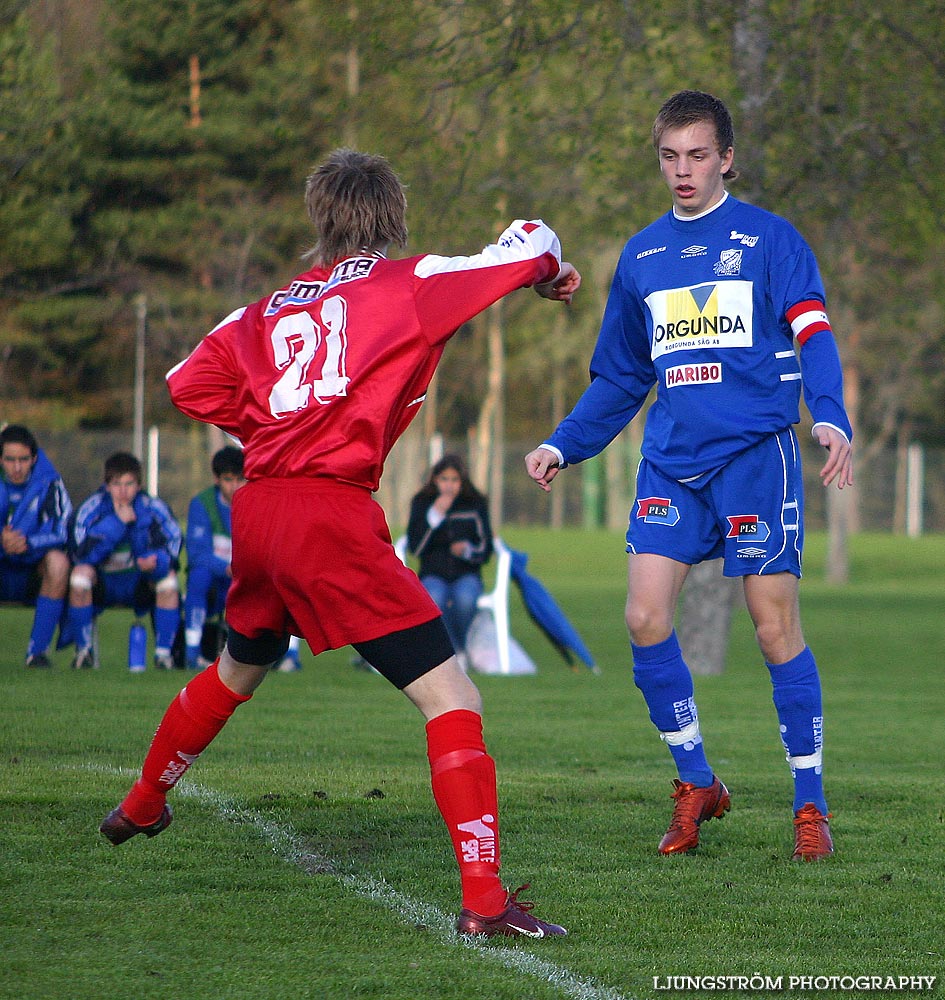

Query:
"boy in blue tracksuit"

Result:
[[1, 425, 72, 667], [67, 451, 182, 670], [183, 446, 245, 669], [526, 91, 853, 862]]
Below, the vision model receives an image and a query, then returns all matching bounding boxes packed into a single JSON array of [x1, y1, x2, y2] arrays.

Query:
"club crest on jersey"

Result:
[[636, 496, 680, 526], [726, 514, 770, 543], [713, 249, 743, 276]]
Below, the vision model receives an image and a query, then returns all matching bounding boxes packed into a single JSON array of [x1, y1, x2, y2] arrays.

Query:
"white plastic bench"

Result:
[[394, 534, 513, 675]]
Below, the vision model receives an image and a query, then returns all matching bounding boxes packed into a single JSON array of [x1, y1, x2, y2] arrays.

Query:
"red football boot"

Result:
[[658, 776, 731, 854], [456, 884, 567, 938], [792, 803, 834, 861], [99, 804, 173, 845]]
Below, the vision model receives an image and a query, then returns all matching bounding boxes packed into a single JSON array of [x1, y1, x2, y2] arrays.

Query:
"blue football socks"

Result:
[[67, 603, 95, 651], [154, 606, 182, 653], [28, 595, 64, 657], [632, 631, 714, 787], [767, 646, 827, 814]]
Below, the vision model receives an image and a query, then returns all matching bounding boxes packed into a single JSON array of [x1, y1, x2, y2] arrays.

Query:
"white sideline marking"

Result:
[[93, 766, 632, 1000]]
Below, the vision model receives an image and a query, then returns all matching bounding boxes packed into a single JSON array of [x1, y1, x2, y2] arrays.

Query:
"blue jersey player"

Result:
[[526, 91, 853, 862], [1, 425, 72, 668], [67, 452, 183, 670]]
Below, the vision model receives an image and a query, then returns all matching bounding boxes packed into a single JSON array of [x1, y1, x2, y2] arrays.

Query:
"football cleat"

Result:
[[792, 803, 834, 861], [658, 775, 731, 854], [456, 884, 567, 938], [153, 652, 176, 671], [25, 653, 52, 669], [100, 804, 173, 845], [71, 647, 98, 670]]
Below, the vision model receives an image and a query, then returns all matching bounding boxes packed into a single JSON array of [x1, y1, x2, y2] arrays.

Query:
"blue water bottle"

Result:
[[128, 621, 148, 673]]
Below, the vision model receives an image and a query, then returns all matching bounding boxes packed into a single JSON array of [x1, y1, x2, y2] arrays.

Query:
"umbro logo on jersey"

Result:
[[680, 245, 708, 258]]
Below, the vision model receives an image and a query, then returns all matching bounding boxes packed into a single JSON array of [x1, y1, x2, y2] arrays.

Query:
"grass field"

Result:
[[2, 530, 943, 1000]]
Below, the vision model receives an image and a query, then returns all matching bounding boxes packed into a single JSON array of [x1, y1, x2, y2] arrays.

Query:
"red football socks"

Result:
[[426, 709, 507, 917], [119, 660, 252, 826]]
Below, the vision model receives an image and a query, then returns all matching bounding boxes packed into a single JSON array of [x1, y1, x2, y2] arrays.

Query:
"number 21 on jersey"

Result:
[[268, 295, 350, 417]]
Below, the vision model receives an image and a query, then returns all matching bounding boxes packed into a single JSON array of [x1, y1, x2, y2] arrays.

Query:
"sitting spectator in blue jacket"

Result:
[[67, 452, 182, 670], [183, 445, 245, 670], [1, 424, 72, 668]]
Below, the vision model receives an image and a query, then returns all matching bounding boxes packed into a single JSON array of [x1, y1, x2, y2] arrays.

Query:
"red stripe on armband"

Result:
[[786, 299, 832, 345]]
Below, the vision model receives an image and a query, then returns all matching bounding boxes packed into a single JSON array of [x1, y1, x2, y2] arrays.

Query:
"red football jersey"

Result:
[[166, 219, 563, 489]]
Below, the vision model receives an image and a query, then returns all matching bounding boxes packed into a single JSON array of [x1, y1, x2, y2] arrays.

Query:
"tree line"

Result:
[[3, 0, 943, 485]]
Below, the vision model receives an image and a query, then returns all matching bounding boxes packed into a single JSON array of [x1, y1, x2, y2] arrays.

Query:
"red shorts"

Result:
[[226, 478, 439, 655]]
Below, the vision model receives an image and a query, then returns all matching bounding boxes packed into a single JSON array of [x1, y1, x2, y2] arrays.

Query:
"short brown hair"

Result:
[[303, 149, 408, 267], [652, 90, 738, 182], [0, 424, 38, 457], [104, 451, 142, 485]]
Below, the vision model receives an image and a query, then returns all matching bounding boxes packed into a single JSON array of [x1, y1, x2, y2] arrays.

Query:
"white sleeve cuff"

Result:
[[540, 443, 566, 468], [810, 422, 850, 444]]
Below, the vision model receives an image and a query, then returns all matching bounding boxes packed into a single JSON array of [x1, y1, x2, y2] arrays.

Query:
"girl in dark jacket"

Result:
[[406, 454, 493, 656]]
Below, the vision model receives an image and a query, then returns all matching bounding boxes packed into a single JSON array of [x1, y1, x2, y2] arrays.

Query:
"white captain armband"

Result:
[[786, 299, 831, 345]]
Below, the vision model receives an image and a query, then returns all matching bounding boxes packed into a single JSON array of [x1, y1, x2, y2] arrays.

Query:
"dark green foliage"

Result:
[[1, 1, 943, 447]]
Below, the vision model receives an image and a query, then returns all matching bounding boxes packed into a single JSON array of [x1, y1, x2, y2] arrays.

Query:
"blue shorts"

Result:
[[95, 570, 158, 613], [626, 428, 805, 578]]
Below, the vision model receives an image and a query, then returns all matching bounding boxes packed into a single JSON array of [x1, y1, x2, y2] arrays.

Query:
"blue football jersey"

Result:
[[548, 194, 851, 482]]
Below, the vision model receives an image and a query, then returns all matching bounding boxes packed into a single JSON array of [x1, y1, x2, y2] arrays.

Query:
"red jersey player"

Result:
[[100, 149, 580, 939]]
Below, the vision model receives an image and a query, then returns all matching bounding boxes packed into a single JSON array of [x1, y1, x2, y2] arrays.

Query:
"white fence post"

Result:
[[147, 425, 160, 497], [906, 443, 924, 538]]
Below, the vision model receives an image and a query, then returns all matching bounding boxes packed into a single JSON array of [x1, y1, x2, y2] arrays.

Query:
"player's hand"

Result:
[[114, 501, 137, 524], [136, 554, 158, 572], [815, 425, 853, 489], [524, 447, 561, 493], [2, 525, 28, 555], [535, 263, 581, 303]]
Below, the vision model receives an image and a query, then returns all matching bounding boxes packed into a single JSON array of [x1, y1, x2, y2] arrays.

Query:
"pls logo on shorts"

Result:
[[726, 514, 770, 543], [637, 496, 680, 526]]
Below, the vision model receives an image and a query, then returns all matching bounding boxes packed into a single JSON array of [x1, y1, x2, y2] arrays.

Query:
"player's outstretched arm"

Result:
[[524, 447, 562, 493], [535, 263, 581, 303]]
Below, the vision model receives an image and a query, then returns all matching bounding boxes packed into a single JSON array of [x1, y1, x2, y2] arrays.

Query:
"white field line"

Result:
[[92, 766, 633, 1000]]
